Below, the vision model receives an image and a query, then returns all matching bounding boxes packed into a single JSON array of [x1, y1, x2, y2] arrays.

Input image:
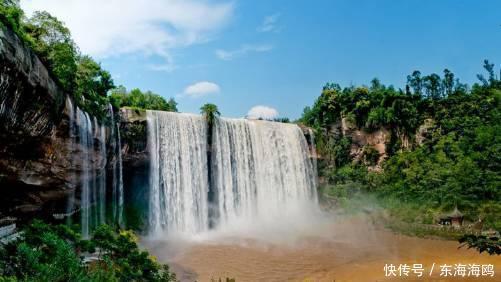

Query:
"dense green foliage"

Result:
[[0, 1, 28, 42], [302, 61, 501, 231], [0, 1, 113, 119], [110, 86, 178, 112], [0, 220, 176, 281], [25, 11, 80, 93], [0, 2, 115, 119]]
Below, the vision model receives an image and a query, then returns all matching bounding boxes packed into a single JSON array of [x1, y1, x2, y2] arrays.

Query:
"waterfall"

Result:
[[92, 117, 99, 228], [109, 105, 124, 227], [76, 107, 93, 238], [211, 118, 318, 228], [308, 128, 318, 186], [65, 97, 111, 238], [147, 110, 209, 235], [98, 121, 107, 224], [65, 97, 76, 221], [146, 111, 317, 236], [116, 124, 124, 227]]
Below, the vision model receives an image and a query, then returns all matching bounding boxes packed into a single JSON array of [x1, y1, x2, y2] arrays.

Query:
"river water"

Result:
[[143, 215, 500, 282]]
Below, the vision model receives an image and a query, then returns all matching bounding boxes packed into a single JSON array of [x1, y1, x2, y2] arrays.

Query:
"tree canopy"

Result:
[[200, 103, 221, 126], [109, 86, 178, 112]]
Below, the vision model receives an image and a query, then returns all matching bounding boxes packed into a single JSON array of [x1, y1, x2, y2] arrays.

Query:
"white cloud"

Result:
[[246, 105, 279, 120], [183, 81, 220, 98], [21, 0, 233, 70], [215, 44, 273, 60], [257, 13, 281, 33]]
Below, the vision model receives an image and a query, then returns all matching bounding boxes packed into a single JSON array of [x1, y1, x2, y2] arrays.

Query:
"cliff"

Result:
[[340, 118, 389, 171], [0, 27, 108, 221], [318, 115, 431, 172]]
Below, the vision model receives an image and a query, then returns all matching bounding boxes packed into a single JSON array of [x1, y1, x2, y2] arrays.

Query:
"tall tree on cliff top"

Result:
[[75, 55, 115, 119], [24, 11, 78, 93], [200, 102, 220, 149], [200, 103, 221, 128]]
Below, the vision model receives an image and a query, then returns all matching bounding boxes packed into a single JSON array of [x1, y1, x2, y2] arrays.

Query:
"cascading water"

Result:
[[97, 121, 107, 224], [116, 124, 124, 227], [147, 110, 209, 236], [65, 97, 110, 238], [211, 118, 318, 228], [76, 107, 93, 238], [308, 128, 318, 185], [109, 105, 124, 227], [65, 97, 76, 221], [146, 111, 317, 236]]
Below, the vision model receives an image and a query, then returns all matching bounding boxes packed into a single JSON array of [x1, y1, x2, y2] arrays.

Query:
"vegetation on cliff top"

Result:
[[0, 220, 176, 281], [0, 0, 177, 120], [110, 86, 178, 112], [301, 62, 501, 231]]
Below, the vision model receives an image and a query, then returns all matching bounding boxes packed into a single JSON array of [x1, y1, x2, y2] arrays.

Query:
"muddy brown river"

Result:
[[143, 216, 500, 282]]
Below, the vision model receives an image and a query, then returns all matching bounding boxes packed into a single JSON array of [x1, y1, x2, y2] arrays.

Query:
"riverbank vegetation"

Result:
[[0, 220, 176, 281], [302, 62, 501, 235]]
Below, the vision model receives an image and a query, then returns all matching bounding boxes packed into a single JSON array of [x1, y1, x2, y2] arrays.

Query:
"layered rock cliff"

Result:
[[0, 27, 108, 221]]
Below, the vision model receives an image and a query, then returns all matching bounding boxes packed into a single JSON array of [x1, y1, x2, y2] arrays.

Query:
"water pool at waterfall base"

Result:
[[142, 214, 501, 282]]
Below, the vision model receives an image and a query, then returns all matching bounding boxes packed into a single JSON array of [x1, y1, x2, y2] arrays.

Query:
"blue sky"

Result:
[[22, 0, 501, 119]]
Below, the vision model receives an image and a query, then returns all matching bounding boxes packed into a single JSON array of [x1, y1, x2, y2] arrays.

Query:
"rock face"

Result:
[[119, 108, 148, 168], [0, 27, 108, 221], [340, 117, 389, 170], [321, 116, 427, 171], [0, 28, 65, 137]]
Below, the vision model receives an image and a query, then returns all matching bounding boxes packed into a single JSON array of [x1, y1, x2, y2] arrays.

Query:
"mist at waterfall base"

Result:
[[144, 110, 331, 246]]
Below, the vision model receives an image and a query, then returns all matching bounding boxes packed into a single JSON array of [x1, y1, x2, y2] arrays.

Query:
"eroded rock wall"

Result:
[[0, 27, 108, 221]]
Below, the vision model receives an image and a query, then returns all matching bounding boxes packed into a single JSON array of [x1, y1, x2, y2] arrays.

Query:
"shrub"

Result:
[[0, 220, 176, 282]]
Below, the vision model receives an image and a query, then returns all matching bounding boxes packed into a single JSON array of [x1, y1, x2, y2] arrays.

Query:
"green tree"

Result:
[[200, 103, 221, 127], [109, 87, 178, 112], [407, 70, 423, 96], [24, 11, 78, 93], [423, 73, 443, 99], [0, 0, 26, 40], [167, 98, 178, 112], [75, 55, 115, 119]]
